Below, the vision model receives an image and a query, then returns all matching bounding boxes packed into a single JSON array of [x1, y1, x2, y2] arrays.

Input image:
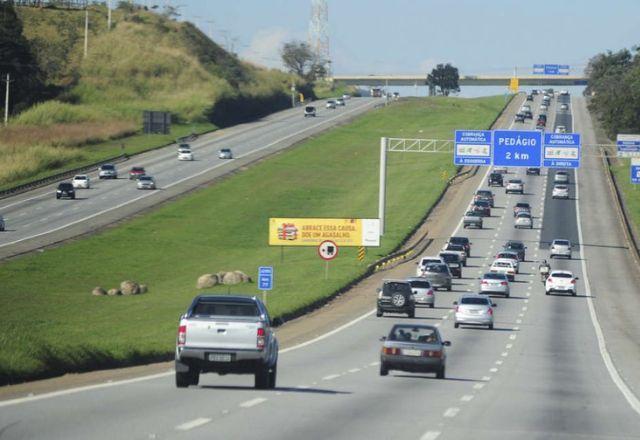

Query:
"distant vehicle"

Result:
[[515, 113, 525, 122], [137, 175, 156, 190], [531, 89, 540, 95], [513, 202, 531, 217], [552, 184, 569, 199], [447, 236, 472, 257], [479, 272, 510, 297], [72, 174, 90, 189], [515, 212, 533, 229], [218, 148, 233, 159], [520, 105, 531, 112], [304, 106, 316, 117], [490, 259, 516, 281], [129, 166, 146, 180], [554, 171, 569, 183], [535, 125, 545, 132], [503, 240, 527, 261], [407, 277, 435, 308], [493, 166, 508, 174], [376, 280, 415, 317], [463, 210, 483, 229], [472, 199, 491, 217], [175, 295, 278, 389], [545, 270, 578, 296], [439, 252, 462, 278], [526, 94, 534, 101], [488, 172, 503, 187], [523, 110, 533, 119], [454, 294, 496, 330], [98, 163, 117, 179], [559, 104, 569, 111], [550, 239, 572, 259], [326, 100, 337, 109], [370, 87, 383, 97], [342, 94, 351, 100], [494, 251, 520, 273], [392, 92, 400, 99], [526, 167, 540, 175], [416, 256, 444, 276], [379, 324, 450, 378], [56, 182, 76, 200], [336, 97, 346, 106], [474, 189, 494, 207], [555, 125, 567, 133], [0, 215, 5, 232], [540, 104, 548, 111], [178, 147, 194, 161], [441, 243, 467, 266], [506, 179, 524, 194], [420, 263, 453, 291], [538, 114, 548, 123], [560, 90, 569, 96]]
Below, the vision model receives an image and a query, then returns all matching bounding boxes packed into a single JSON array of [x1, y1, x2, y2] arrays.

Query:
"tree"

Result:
[[280, 41, 327, 82], [426, 63, 460, 96]]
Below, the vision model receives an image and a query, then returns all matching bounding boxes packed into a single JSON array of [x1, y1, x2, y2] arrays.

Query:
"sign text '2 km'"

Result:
[[492, 130, 542, 168]]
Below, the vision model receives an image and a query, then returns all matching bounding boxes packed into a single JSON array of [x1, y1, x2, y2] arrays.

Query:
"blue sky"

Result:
[[172, 0, 640, 76]]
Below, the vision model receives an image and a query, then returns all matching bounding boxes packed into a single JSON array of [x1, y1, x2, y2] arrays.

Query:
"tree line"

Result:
[[586, 47, 640, 138]]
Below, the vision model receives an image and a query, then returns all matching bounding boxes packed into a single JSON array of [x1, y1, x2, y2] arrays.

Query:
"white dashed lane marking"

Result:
[[175, 418, 212, 431], [239, 397, 267, 408], [443, 407, 460, 418]]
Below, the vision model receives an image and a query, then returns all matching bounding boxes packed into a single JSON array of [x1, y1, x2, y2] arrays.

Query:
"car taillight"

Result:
[[571, 279, 576, 284], [487, 308, 493, 316], [423, 350, 442, 358], [257, 327, 266, 350], [547, 277, 552, 282], [501, 281, 508, 286], [382, 347, 400, 355], [427, 289, 434, 296], [177, 325, 186, 346], [481, 280, 488, 285]]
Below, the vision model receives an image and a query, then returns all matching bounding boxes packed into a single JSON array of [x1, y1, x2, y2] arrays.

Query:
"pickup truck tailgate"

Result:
[[185, 319, 259, 350]]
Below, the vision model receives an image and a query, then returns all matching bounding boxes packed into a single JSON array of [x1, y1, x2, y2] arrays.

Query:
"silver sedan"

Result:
[[454, 294, 496, 330], [407, 277, 435, 308], [380, 324, 450, 379], [479, 273, 510, 297], [514, 212, 533, 229]]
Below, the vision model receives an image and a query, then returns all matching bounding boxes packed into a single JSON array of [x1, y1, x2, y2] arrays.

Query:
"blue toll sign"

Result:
[[258, 266, 273, 291], [543, 133, 581, 169], [492, 130, 542, 168], [631, 160, 640, 184], [454, 130, 492, 166]]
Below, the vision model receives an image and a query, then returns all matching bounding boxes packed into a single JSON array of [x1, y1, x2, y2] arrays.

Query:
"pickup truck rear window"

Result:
[[192, 301, 259, 317]]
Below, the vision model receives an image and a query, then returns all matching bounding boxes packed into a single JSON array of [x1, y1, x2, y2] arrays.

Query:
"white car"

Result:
[[98, 164, 117, 179], [218, 148, 233, 159], [555, 125, 566, 133], [326, 100, 337, 109], [490, 259, 516, 281], [72, 174, 90, 189], [550, 239, 572, 259], [493, 166, 508, 174], [514, 212, 532, 229], [554, 171, 569, 183], [505, 179, 524, 194], [416, 256, 444, 276], [178, 148, 194, 161], [341, 94, 351, 100], [552, 184, 569, 199], [545, 270, 578, 296], [540, 104, 548, 111], [137, 175, 156, 190]]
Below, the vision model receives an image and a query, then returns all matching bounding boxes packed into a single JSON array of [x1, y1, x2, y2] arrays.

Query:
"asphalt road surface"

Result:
[[0, 97, 379, 259], [2, 93, 640, 439]]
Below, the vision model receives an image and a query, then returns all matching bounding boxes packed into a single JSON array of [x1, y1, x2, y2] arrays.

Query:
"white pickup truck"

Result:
[[175, 295, 279, 389]]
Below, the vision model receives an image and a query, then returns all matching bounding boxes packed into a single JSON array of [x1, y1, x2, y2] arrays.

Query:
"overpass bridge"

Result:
[[332, 74, 588, 87]]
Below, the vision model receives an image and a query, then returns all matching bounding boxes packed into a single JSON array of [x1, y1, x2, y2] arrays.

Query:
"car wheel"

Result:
[[391, 294, 406, 307], [488, 324, 494, 330], [175, 371, 192, 388], [447, 285, 452, 292], [458, 274, 462, 279], [572, 291, 577, 297], [376, 309, 383, 317], [380, 363, 389, 376], [267, 364, 277, 389], [545, 290, 550, 295], [407, 309, 415, 318], [429, 303, 435, 309], [436, 366, 445, 379], [189, 368, 200, 386], [454, 323, 459, 329], [505, 293, 510, 298], [254, 364, 270, 389]]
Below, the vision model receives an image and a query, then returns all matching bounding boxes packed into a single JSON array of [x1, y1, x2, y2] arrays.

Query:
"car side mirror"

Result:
[[443, 341, 451, 347], [453, 301, 458, 305], [379, 336, 387, 341], [575, 277, 579, 280], [413, 290, 417, 294]]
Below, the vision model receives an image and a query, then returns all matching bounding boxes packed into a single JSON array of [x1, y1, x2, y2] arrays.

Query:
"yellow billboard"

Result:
[[269, 218, 380, 247], [509, 77, 519, 93]]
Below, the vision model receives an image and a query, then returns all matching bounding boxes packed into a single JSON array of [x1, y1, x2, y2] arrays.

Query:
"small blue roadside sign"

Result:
[[492, 130, 542, 168], [454, 130, 492, 166], [543, 133, 581, 168], [258, 266, 273, 291], [631, 159, 640, 184], [617, 134, 640, 158]]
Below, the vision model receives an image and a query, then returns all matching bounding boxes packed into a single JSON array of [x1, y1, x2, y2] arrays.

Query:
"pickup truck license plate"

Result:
[[208, 353, 232, 362], [402, 349, 422, 357]]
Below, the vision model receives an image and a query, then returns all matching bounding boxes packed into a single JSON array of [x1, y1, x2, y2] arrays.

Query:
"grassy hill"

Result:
[[0, 4, 304, 187]]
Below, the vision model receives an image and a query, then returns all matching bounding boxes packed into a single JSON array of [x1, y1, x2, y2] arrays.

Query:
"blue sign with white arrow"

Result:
[[492, 130, 542, 168], [454, 130, 492, 166], [258, 266, 273, 291], [543, 133, 581, 168]]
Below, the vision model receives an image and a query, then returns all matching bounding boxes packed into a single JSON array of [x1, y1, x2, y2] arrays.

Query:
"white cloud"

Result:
[[240, 27, 290, 69]]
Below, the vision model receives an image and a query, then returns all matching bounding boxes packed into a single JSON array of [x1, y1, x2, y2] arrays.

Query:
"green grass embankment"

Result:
[[0, 96, 507, 384], [611, 159, 640, 232]]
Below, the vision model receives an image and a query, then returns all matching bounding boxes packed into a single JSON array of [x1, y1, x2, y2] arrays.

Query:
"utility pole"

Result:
[[84, 8, 89, 58], [4, 73, 11, 126], [107, 0, 112, 30], [290, 80, 296, 108]]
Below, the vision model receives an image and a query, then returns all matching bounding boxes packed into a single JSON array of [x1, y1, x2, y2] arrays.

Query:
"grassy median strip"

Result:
[[0, 96, 507, 384], [611, 160, 640, 232]]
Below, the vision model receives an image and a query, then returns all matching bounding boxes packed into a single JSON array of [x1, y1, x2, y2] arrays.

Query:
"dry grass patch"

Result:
[[0, 121, 137, 148], [0, 144, 83, 185]]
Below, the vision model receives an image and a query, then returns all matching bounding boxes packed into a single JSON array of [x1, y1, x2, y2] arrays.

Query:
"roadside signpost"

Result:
[[631, 159, 640, 185], [543, 133, 581, 168], [454, 130, 492, 166], [617, 134, 640, 158], [318, 240, 338, 279], [258, 266, 273, 305], [492, 130, 542, 167]]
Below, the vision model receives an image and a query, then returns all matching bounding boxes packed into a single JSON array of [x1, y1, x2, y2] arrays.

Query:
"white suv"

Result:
[[545, 270, 578, 296], [550, 239, 572, 259], [416, 256, 444, 276], [505, 179, 524, 194], [98, 164, 118, 179]]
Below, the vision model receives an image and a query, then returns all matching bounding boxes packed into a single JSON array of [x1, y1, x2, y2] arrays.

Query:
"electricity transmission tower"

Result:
[[308, 0, 330, 74]]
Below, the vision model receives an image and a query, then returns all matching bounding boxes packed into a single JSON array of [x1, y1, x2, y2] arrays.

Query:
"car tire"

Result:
[[376, 309, 383, 317], [255, 364, 271, 389], [380, 363, 389, 376], [454, 323, 459, 329], [175, 371, 192, 388], [488, 324, 494, 330], [436, 366, 445, 379], [267, 364, 277, 389], [545, 290, 550, 295], [407, 309, 415, 318], [505, 293, 510, 298], [447, 285, 452, 292], [429, 303, 435, 309], [572, 291, 577, 297], [391, 294, 406, 307]]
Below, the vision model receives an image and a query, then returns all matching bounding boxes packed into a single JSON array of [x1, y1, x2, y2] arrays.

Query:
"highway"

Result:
[[0, 97, 378, 259], [2, 93, 640, 439]]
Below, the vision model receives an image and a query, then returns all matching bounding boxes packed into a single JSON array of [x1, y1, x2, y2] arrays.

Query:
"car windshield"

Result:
[[140, 176, 152, 181], [132, 167, 144, 172], [221, 149, 231, 153], [484, 273, 506, 280], [460, 297, 489, 305], [409, 280, 431, 289], [439, 253, 459, 263], [74, 176, 87, 180], [465, 211, 477, 216], [509, 180, 522, 184], [555, 185, 568, 190], [554, 240, 570, 246], [552, 272, 573, 278], [425, 264, 447, 273], [389, 326, 438, 343], [446, 244, 464, 251], [557, 172, 568, 176], [475, 200, 489, 207], [179, 148, 190, 153], [383, 282, 411, 295], [506, 242, 524, 249], [192, 300, 259, 317], [498, 253, 516, 259], [101, 165, 114, 170], [517, 213, 531, 218], [59, 183, 73, 189]]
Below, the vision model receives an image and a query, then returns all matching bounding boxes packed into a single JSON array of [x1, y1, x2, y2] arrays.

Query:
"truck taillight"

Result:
[[178, 325, 186, 346], [257, 327, 266, 350]]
